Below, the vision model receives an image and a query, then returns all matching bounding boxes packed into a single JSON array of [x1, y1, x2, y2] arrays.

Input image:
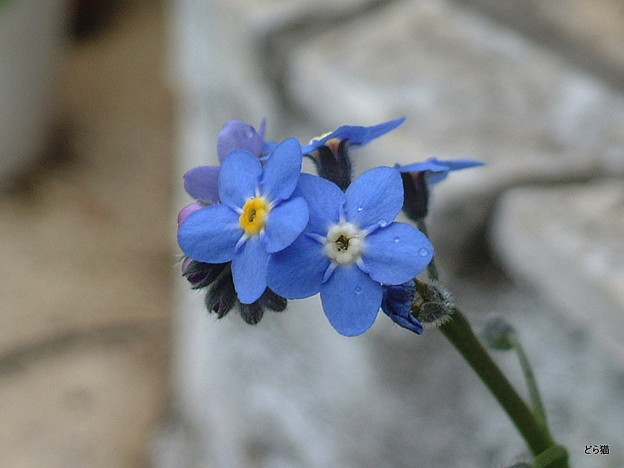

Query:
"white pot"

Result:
[[0, 0, 67, 186]]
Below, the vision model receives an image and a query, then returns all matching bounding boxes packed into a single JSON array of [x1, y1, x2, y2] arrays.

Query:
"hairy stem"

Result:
[[439, 308, 567, 466]]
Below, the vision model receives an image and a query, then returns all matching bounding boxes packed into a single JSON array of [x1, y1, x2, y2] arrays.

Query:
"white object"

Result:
[[0, 0, 67, 186]]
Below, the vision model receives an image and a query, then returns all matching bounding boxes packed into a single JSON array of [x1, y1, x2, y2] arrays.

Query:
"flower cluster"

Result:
[[177, 118, 482, 336]]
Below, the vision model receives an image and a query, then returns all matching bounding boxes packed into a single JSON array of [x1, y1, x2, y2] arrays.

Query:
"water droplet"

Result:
[[357, 206, 363, 212], [393, 236, 400, 243], [418, 247, 430, 257], [355, 286, 362, 294], [243, 126, 254, 138], [378, 219, 388, 227]]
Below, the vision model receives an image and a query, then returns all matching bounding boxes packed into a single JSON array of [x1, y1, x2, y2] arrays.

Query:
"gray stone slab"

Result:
[[162, 0, 624, 466], [168, 0, 373, 143], [452, 0, 624, 89], [450, 278, 624, 468], [286, 0, 624, 203], [491, 179, 624, 368]]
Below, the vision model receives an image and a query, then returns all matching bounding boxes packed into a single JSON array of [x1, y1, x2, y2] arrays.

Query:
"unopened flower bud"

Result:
[[308, 139, 353, 191], [205, 266, 237, 318], [400, 170, 430, 220], [239, 302, 264, 325], [381, 280, 423, 334], [412, 280, 454, 329], [481, 317, 517, 351], [257, 288, 288, 312], [182, 258, 227, 289]]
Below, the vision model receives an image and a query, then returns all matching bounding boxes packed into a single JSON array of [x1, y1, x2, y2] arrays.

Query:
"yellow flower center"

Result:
[[240, 197, 269, 236]]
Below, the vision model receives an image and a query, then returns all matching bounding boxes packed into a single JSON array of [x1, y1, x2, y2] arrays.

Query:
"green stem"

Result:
[[534, 445, 569, 468], [417, 217, 567, 466], [510, 334, 549, 430], [439, 309, 561, 460]]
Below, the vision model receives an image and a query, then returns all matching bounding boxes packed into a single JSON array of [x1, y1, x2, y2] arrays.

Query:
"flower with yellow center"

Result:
[[240, 197, 270, 236], [178, 137, 308, 304]]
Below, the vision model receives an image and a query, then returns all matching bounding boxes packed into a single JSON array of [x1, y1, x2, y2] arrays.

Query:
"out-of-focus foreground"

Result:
[[0, 1, 172, 467]]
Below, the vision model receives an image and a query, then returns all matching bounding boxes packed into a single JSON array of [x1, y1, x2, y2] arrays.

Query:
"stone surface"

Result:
[[491, 179, 624, 368], [161, 0, 624, 466], [449, 277, 624, 468], [452, 0, 624, 90], [283, 0, 624, 266], [286, 0, 624, 197]]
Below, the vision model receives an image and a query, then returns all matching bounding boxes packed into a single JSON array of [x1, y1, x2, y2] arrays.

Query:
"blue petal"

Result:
[[177, 204, 242, 263], [263, 197, 309, 253], [430, 157, 485, 171], [217, 120, 265, 162], [396, 158, 485, 185], [219, 150, 262, 208], [293, 173, 344, 236], [267, 234, 329, 299], [381, 281, 423, 334], [260, 137, 303, 203], [320, 265, 382, 336], [361, 222, 434, 285], [262, 140, 277, 156], [395, 161, 448, 174], [427, 158, 485, 185], [231, 236, 270, 304], [302, 118, 406, 154], [183, 166, 220, 203], [344, 167, 403, 230]]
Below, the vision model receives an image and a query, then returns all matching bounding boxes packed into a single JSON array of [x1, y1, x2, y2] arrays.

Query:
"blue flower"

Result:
[[301, 118, 406, 191], [301, 117, 406, 155], [395, 157, 484, 220], [267, 167, 434, 336], [381, 280, 423, 334], [396, 157, 484, 185], [183, 119, 272, 204], [178, 138, 309, 304]]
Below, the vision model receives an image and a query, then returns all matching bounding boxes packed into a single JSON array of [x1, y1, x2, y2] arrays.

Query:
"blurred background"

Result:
[[1, 0, 623, 467]]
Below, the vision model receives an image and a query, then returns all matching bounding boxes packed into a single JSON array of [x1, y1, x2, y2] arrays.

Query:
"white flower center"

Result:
[[323, 222, 366, 265]]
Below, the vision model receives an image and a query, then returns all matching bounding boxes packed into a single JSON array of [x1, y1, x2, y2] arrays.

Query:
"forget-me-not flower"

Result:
[[183, 119, 271, 205], [177, 119, 269, 294], [396, 157, 484, 185], [302, 118, 406, 191], [267, 167, 433, 336], [396, 157, 484, 220], [302, 117, 406, 155], [178, 138, 309, 304]]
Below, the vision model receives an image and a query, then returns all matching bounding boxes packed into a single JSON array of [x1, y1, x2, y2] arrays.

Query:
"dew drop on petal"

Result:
[[393, 236, 400, 243], [357, 206, 363, 212], [418, 247, 430, 257], [378, 219, 388, 228], [243, 126, 255, 138], [355, 286, 362, 294]]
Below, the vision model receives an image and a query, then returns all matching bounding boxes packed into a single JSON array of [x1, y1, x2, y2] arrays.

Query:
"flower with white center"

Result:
[[267, 167, 434, 336]]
